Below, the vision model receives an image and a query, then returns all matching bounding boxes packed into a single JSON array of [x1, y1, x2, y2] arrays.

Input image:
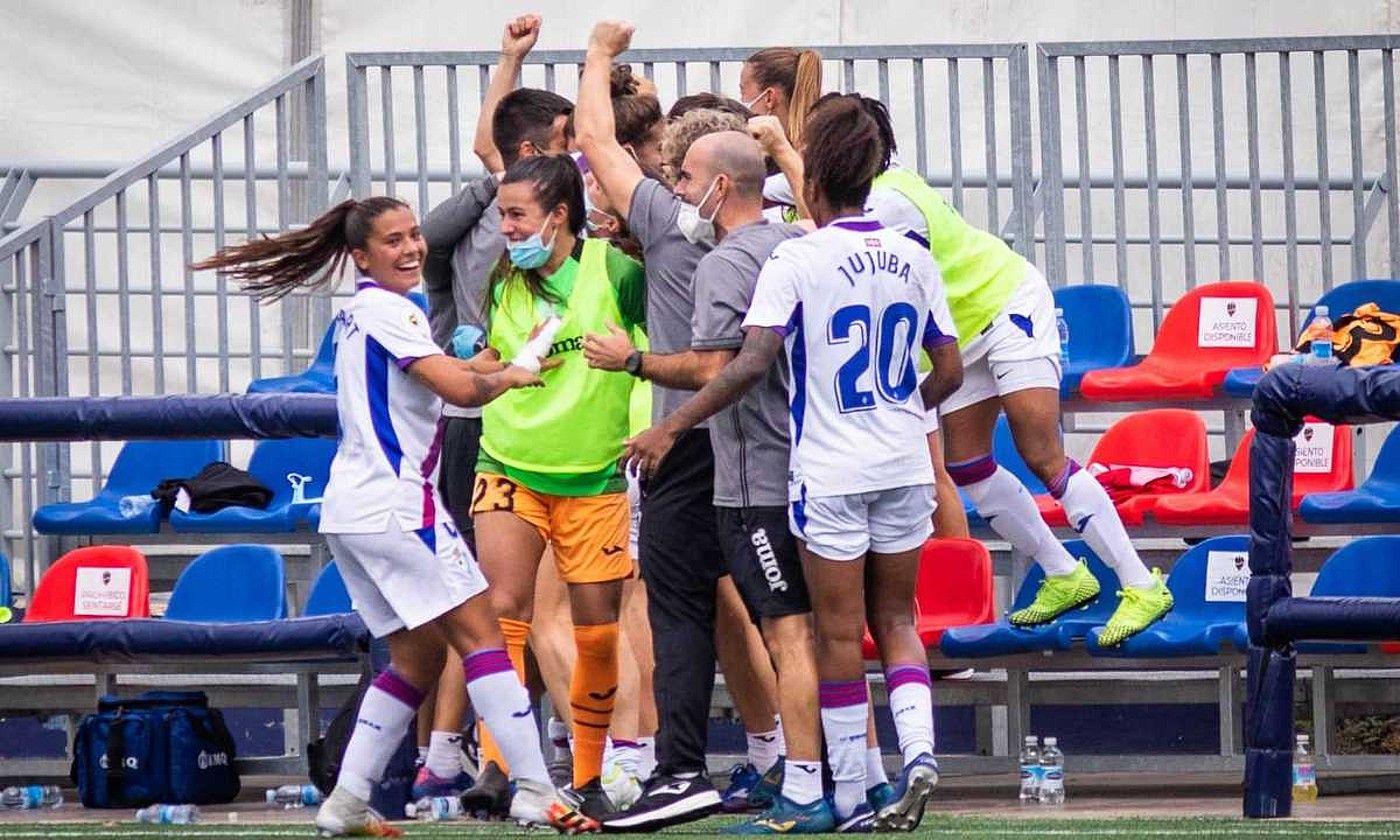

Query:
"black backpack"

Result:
[[152, 461, 273, 514]]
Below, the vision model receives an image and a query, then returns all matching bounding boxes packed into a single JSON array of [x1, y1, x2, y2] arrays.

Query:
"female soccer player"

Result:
[[739, 47, 823, 224], [471, 153, 646, 818], [192, 197, 594, 837], [628, 94, 963, 833]]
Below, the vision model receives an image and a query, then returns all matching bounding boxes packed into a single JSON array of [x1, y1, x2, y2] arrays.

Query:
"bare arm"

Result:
[[473, 14, 541, 176], [408, 354, 540, 408], [582, 322, 734, 390], [576, 21, 645, 219], [918, 340, 964, 411], [748, 115, 810, 220], [625, 327, 783, 475]]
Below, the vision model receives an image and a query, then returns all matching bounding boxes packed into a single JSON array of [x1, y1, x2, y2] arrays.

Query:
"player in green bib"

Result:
[[854, 96, 1171, 645], [471, 154, 646, 815]]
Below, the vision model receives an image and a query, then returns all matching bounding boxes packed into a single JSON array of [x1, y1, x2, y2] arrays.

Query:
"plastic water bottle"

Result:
[[118, 494, 155, 517], [1307, 306, 1335, 366], [1, 785, 63, 809], [1055, 308, 1071, 368], [1293, 734, 1318, 802], [511, 315, 563, 373], [134, 804, 200, 824], [1018, 736, 1040, 803], [405, 795, 463, 821], [1038, 737, 1065, 805], [266, 784, 323, 808]]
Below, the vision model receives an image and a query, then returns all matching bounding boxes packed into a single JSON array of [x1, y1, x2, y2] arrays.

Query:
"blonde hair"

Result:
[[660, 108, 748, 176], [745, 47, 823, 146]]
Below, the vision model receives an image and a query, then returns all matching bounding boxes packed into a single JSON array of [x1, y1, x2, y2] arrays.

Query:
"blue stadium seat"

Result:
[[32, 440, 227, 535], [163, 544, 287, 622], [1223, 279, 1400, 397], [304, 562, 352, 617], [0, 556, 11, 612], [169, 436, 337, 533], [962, 415, 1046, 527], [1087, 535, 1249, 657], [246, 290, 431, 395], [1296, 536, 1400, 654], [1299, 425, 1400, 524], [1053, 284, 1135, 396], [939, 541, 1115, 657]]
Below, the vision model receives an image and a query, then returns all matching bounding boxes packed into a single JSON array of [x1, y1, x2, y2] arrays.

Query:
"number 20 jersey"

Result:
[[742, 215, 958, 499]]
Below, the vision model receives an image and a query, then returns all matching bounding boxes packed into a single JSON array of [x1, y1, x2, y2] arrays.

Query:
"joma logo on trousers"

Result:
[[750, 528, 789, 592]]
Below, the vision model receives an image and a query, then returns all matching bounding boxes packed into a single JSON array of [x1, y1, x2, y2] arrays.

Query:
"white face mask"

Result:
[[676, 178, 723, 247], [742, 89, 768, 113]]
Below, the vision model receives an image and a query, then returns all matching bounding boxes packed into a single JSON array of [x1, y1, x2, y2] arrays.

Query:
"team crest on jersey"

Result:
[[405, 310, 422, 329], [865, 237, 882, 247]]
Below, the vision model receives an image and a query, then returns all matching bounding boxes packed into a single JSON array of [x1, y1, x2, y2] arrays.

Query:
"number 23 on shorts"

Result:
[[471, 474, 518, 513]]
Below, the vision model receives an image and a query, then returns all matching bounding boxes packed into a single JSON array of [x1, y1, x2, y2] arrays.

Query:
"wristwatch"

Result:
[[624, 350, 644, 378]]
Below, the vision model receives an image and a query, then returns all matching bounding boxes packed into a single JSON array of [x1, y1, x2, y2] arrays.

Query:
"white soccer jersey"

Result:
[[319, 280, 451, 535], [743, 215, 958, 499]]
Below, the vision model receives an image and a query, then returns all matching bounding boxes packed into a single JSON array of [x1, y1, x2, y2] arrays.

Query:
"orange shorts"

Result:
[[471, 472, 632, 584]]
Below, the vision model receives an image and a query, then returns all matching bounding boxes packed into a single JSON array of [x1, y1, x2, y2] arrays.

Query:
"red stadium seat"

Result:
[[862, 537, 995, 658], [1039, 409, 1211, 527], [1154, 423, 1355, 525], [1080, 281, 1278, 400], [23, 546, 150, 622]]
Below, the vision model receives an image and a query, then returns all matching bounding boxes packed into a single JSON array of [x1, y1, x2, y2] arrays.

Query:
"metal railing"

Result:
[[345, 45, 1037, 258], [1038, 36, 1400, 335]]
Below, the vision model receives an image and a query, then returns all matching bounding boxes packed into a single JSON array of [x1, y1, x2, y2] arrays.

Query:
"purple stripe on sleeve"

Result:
[[463, 648, 516, 683], [886, 664, 933, 691], [372, 668, 427, 709], [395, 356, 421, 370], [818, 679, 868, 709]]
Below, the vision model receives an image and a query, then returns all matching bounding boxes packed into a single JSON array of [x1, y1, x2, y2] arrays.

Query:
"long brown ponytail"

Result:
[[745, 47, 824, 146], [190, 196, 410, 301]]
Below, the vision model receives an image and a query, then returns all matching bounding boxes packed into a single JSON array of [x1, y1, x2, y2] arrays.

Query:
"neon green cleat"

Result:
[[1098, 570, 1174, 646], [1008, 561, 1101, 626]]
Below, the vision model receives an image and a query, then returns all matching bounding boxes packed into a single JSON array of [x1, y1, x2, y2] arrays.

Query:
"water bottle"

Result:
[[134, 804, 200, 824], [118, 494, 155, 517], [1038, 737, 1065, 805], [1293, 734, 1318, 802], [1018, 736, 1041, 803], [1307, 306, 1335, 366], [1055, 308, 1071, 368], [405, 795, 463, 821], [1, 785, 63, 809], [266, 783, 323, 808]]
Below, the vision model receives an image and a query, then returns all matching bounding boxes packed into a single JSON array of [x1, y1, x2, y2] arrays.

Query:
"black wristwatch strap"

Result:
[[625, 350, 645, 378]]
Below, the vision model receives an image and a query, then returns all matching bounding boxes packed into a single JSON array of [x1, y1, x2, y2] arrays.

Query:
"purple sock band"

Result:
[[463, 648, 515, 683], [819, 679, 868, 709], [372, 668, 426, 709], [886, 664, 933, 691], [1047, 459, 1081, 499], [948, 454, 997, 487], [612, 738, 641, 749]]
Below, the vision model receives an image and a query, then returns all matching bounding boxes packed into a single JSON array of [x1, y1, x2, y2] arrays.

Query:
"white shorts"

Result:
[[790, 484, 935, 562], [324, 519, 489, 638], [941, 267, 1063, 416]]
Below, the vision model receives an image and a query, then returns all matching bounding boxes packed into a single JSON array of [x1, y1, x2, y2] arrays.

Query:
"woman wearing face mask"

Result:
[[740, 47, 823, 223], [472, 153, 647, 819], [192, 197, 594, 837]]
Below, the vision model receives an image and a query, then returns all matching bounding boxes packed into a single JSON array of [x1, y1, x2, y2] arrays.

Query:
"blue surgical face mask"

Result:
[[507, 219, 557, 270]]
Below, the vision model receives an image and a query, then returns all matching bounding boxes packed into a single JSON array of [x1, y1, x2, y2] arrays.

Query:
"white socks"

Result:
[[886, 665, 935, 765], [819, 680, 868, 819], [339, 669, 425, 801], [958, 463, 1077, 576], [780, 758, 823, 805], [425, 730, 465, 779], [1052, 463, 1154, 588], [463, 649, 550, 785], [865, 747, 889, 787], [746, 725, 783, 774]]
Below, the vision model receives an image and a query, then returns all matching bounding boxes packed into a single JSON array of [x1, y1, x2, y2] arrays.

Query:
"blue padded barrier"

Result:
[[0, 614, 367, 664], [304, 562, 351, 617], [1296, 536, 1400, 654], [1224, 279, 1400, 398], [1087, 535, 1249, 657], [0, 395, 336, 442], [1298, 425, 1400, 524], [33, 439, 227, 535], [1054, 284, 1135, 396], [940, 540, 1113, 657], [169, 437, 337, 533], [164, 545, 288, 622]]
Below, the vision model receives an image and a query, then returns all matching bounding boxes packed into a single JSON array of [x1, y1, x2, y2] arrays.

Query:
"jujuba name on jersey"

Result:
[[835, 245, 913, 286]]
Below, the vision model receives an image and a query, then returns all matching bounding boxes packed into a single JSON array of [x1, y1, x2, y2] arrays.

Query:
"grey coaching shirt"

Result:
[[691, 220, 805, 508], [627, 178, 712, 427]]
